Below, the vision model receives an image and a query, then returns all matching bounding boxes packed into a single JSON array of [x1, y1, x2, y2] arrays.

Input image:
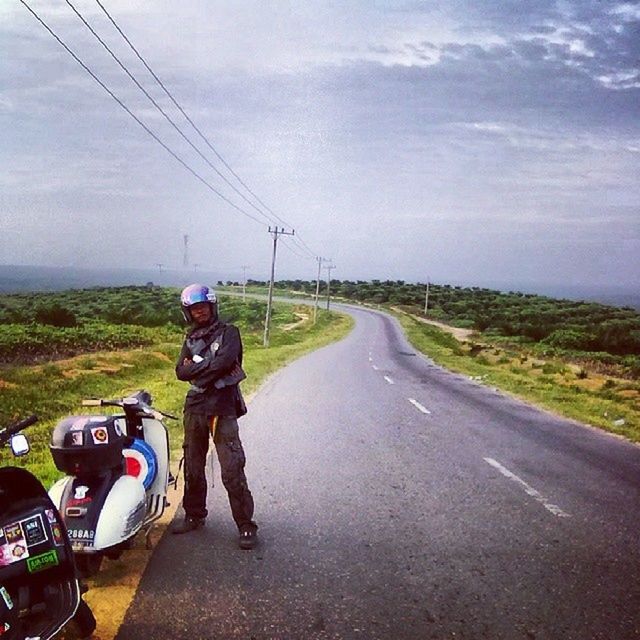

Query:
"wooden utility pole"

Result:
[[325, 264, 335, 310], [313, 257, 329, 323], [241, 265, 249, 302], [424, 278, 430, 315], [263, 227, 295, 347]]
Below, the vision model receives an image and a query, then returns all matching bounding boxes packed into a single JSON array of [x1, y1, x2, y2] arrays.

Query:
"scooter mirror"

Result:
[[10, 433, 30, 456]]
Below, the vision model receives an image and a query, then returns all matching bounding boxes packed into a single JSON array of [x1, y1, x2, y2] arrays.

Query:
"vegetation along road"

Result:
[[117, 303, 640, 639]]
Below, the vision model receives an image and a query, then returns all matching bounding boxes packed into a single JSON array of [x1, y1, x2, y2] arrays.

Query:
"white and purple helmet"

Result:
[[180, 283, 217, 323]]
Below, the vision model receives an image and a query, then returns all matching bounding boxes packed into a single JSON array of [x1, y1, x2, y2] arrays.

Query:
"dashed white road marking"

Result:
[[483, 457, 571, 518], [368, 357, 373, 362], [384, 376, 394, 385], [408, 398, 431, 414], [372, 365, 379, 371]]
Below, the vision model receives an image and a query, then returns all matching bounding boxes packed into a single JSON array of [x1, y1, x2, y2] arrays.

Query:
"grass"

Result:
[[396, 312, 640, 443]]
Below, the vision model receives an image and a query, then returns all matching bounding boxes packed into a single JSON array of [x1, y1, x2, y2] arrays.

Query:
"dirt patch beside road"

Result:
[[390, 307, 474, 342]]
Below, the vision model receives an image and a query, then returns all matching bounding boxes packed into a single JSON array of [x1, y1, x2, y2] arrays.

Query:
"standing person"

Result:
[[172, 283, 258, 550]]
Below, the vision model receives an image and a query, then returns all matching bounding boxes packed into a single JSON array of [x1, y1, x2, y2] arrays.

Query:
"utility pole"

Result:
[[424, 278, 430, 315], [155, 263, 164, 273], [193, 263, 201, 274], [241, 265, 249, 302], [263, 227, 295, 347], [183, 235, 189, 268], [313, 256, 329, 323], [325, 263, 336, 311]]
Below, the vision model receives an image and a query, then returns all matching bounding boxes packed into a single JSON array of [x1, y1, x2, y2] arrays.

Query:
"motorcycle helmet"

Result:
[[180, 283, 218, 323]]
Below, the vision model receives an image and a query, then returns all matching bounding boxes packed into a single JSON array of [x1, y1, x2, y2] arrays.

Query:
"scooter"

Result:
[[0, 415, 96, 639], [48, 390, 175, 577]]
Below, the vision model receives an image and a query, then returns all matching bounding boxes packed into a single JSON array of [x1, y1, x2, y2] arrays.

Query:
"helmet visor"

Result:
[[181, 284, 217, 308]]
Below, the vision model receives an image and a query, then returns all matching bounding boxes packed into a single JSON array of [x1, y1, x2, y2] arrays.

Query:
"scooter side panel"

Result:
[[48, 476, 72, 511], [141, 418, 169, 501], [94, 475, 146, 550]]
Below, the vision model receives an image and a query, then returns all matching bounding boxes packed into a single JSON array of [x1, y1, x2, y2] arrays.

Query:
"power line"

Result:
[[294, 234, 318, 257], [18, 0, 266, 227], [64, 0, 279, 228], [290, 236, 317, 258], [281, 237, 314, 260], [93, 0, 296, 231]]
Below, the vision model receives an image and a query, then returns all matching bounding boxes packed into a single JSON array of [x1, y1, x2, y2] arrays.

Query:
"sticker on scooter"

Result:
[[3, 524, 23, 544], [27, 550, 59, 574], [0, 542, 28, 567], [0, 586, 13, 609], [90, 427, 109, 445], [22, 515, 47, 546], [51, 523, 64, 546], [0, 522, 30, 567], [74, 486, 89, 500], [123, 439, 158, 490]]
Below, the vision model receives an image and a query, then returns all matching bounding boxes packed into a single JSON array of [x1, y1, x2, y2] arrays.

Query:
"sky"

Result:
[[1, 0, 639, 290]]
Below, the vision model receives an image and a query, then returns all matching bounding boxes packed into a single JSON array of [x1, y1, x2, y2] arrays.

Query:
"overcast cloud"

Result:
[[1, 0, 638, 289]]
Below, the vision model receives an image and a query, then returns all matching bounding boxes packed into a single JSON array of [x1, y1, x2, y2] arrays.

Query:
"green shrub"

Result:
[[34, 304, 77, 327], [542, 362, 567, 375]]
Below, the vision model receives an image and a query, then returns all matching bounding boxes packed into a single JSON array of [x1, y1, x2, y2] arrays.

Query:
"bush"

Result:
[[34, 304, 77, 327], [541, 328, 594, 350], [0, 322, 179, 363], [542, 362, 567, 375]]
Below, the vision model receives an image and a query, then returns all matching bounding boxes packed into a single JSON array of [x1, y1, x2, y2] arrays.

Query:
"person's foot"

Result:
[[239, 524, 258, 550], [171, 516, 205, 534]]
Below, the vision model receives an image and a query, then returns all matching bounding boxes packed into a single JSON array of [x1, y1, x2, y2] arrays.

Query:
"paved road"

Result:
[[116, 306, 640, 639]]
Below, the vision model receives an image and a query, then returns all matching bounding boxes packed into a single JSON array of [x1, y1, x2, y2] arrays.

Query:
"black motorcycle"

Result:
[[0, 416, 96, 639]]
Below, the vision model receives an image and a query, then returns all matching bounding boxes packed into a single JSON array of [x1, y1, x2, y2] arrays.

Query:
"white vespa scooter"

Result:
[[48, 391, 175, 577]]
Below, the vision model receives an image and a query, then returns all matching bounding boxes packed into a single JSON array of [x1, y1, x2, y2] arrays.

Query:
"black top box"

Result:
[[50, 415, 127, 476]]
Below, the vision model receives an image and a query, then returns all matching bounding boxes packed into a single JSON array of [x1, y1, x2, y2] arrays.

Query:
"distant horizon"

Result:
[[0, 263, 638, 311]]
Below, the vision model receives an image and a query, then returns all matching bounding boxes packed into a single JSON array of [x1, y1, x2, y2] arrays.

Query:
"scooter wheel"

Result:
[[75, 553, 103, 578], [74, 598, 97, 638]]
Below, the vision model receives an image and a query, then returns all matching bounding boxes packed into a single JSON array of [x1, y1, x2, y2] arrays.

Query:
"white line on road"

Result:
[[483, 457, 571, 518], [372, 365, 379, 371], [408, 398, 431, 414], [384, 376, 394, 385]]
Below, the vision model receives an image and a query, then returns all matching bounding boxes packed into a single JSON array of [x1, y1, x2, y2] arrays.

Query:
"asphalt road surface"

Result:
[[116, 306, 640, 640]]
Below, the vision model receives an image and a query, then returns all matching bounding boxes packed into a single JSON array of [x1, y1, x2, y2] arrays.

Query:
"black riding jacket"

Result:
[[175, 320, 246, 417]]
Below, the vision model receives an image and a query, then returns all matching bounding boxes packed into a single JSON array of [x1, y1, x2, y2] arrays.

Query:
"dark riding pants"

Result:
[[182, 412, 255, 529]]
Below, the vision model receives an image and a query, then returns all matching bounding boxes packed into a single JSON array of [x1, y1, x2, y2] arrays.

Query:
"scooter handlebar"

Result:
[[81, 395, 176, 420], [82, 399, 103, 407], [0, 415, 38, 444]]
